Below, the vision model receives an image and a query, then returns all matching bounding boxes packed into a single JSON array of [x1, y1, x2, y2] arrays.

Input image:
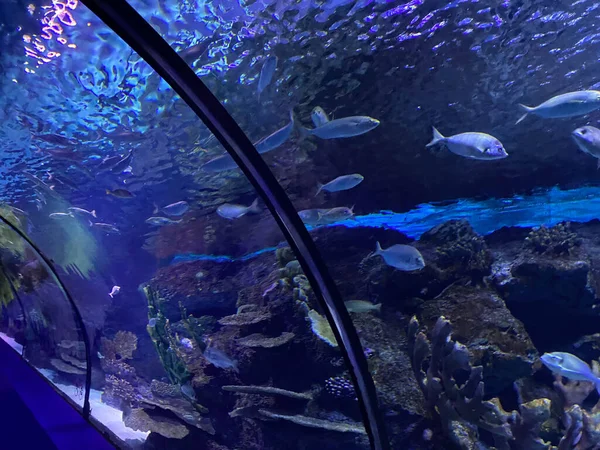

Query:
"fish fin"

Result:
[[315, 183, 324, 196], [91, 210, 97, 218], [374, 303, 382, 312], [109, 293, 114, 298], [426, 127, 445, 147], [153, 203, 159, 214], [516, 104, 533, 124], [248, 198, 261, 214], [375, 241, 383, 255]]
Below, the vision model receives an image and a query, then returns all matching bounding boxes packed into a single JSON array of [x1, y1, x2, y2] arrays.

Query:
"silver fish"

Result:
[[49, 212, 73, 219], [217, 199, 260, 220], [255, 111, 295, 153], [316, 174, 364, 196], [311, 107, 330, 127], [307, 116, 380, 139], [108, 285, 120, 298], [68, 207, 96, 218], [317, 206, 355, 224], [426, 127, 508, 160], [541, 352, 600, 393], [110, 150, 134, 174], [257, 55, 278, 95], [373, 241, 425, 271], [572, 126, 600, 168], [204, 344, 239, 372], [145, 216, 182, 226], [155, 201, 189, 216], [344, 300, 381, 313], [201, 112, 294, 172], [517, 90, 600, 124], [298, 208, 331, 226], [93, 222, 120, 234]]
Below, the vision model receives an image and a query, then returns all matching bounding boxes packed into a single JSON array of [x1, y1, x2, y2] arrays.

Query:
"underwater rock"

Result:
[[420, 219, 493, 280], [123, 408, 190, 439], [222, 385, 313, 400], [418, 285, 537, 396], [218, 309, 272, 326], [50, 358, 86, 375], [236, 332, 295, 348]]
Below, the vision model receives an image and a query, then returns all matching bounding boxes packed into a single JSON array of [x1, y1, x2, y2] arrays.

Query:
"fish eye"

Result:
[[581, 129, 587, 134]]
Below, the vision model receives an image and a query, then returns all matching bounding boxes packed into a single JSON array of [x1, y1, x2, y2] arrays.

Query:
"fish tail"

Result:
[[516, 104, 533, 124], [375, 241, 383, 255], [249, 198, 261, 214], [426, 127, 445, 148], [315, 183, 324, 196], [374, 303, 382, 312], [91, 210, 97, 218]]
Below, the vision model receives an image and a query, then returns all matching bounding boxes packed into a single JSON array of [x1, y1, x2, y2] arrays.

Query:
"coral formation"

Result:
[[222, 385, 313, 400], [325, 376, 356, 399], [236, 332, 295, 348], [420, 219, 492, 279], [123, 408, 190, 439], [524, 222, 582, 256]]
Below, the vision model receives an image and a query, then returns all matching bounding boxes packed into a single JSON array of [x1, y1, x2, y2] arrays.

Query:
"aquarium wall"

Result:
[[4, 0, 600, 449]]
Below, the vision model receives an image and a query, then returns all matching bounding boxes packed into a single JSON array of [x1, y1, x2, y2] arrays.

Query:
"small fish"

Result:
[[68, 207, 97, 218], [257, 55, 278, 95], [201, 153, 239, 172], [108, 286, 121, 298], [311, 106, 330, 128], [180, 338, 193, 349], [317, 206, 355, 224], [426, 127, 508, 160], [93, 223, 120, 234], [145, 216, 182, 226], [154, 201, 189, 216], [47, 172, 79, 191], [254, 111, 295, 154], [572, 126, 600, 168], [305, 116, 380, 139], [106, 188, 135, 198], [316, 174, 364, 196], [541, 352, 600, 393], [96, 155, 122, 172], [180, 382, 196, 401], [110, 150, 134, 174], [517, 90, 600, 124], [373, 242, 425, 271], [33, 133, 77, 146], [49, 212, 74, 219], [203, 343, 239, 372], [344, 300, 382, 313], [217, 199, 260, 220]]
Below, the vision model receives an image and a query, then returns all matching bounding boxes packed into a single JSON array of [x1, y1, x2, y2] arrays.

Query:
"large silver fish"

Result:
[[311, 107, 330, 127], [541, 352, 600, 393], [306, 116, 380, 139], [426, 127, 508, 160], [317, 206, 355, 224], [517, 90, 600, 124], [202, 112, 294, 172], [572, 126, 600, 168], [373, 242, 425, 271], [257, 55, 278, 95], [316, 174, 364, 196], [217, 199, 260, 219]]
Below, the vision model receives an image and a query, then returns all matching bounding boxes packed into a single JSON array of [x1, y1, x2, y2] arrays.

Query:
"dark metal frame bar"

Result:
[[80, 1, 389, 448], [0, 215, 92, 417]]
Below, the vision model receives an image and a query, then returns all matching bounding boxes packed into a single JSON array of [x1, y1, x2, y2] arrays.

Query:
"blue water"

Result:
[[170, 185, 600, 264]]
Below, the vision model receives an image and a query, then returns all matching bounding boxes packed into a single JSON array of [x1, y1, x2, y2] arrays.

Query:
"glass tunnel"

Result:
[[3, 0, 600, 449]]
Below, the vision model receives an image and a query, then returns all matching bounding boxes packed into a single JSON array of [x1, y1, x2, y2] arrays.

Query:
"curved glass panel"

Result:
[[131, 0, 600, 449], [0, 214, 87, 410], [2, 1, 371, 449]]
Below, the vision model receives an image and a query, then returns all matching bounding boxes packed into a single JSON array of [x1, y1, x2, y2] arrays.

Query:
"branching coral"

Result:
[[408, 315, 600, 450], [102, 331, 138, 361], [524, 222, 582, 256]]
